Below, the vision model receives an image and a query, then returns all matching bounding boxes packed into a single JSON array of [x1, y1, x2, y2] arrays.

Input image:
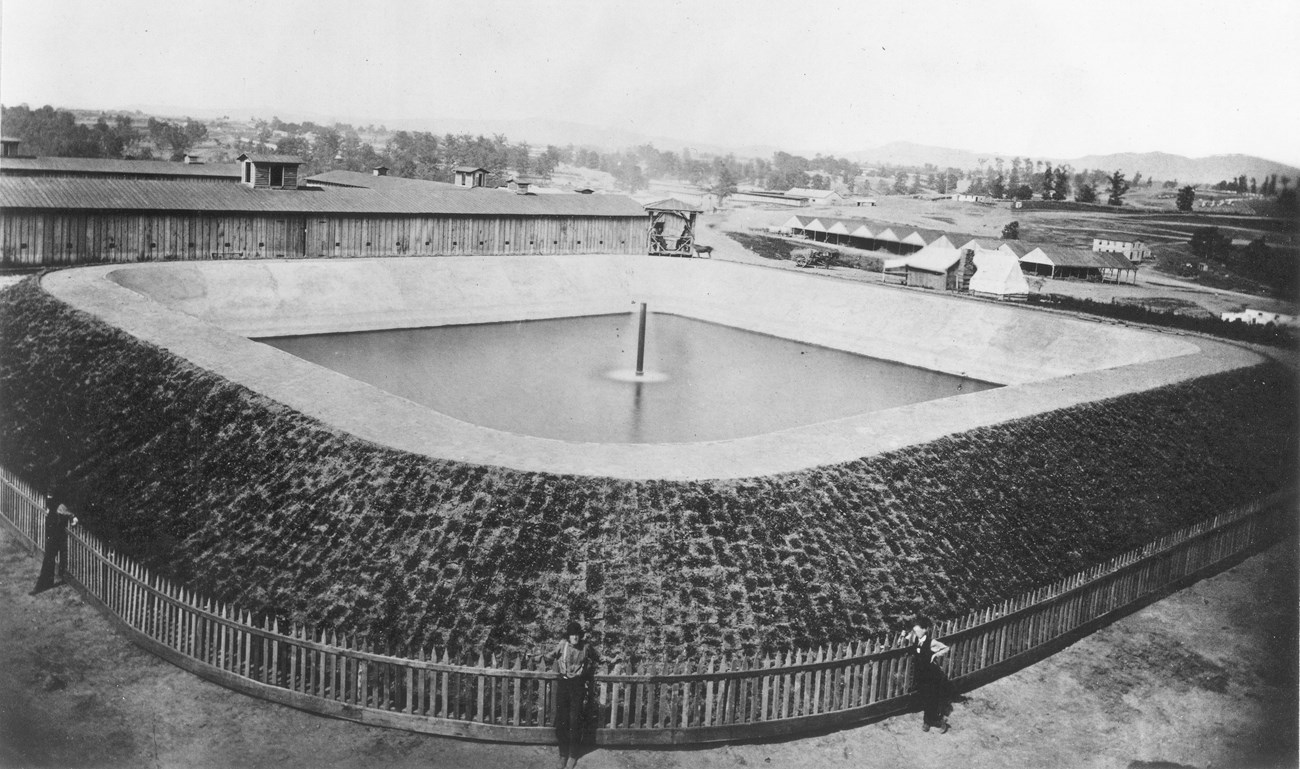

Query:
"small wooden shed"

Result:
[[645, 197, 705, 257]]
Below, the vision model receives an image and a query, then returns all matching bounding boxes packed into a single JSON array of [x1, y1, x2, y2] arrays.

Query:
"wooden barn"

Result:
[[0, 160, 648, 267]]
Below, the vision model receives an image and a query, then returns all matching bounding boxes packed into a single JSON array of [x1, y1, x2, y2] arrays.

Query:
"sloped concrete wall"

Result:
[[105, 255, 1198, 385]]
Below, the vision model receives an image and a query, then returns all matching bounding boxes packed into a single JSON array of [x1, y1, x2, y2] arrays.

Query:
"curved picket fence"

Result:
[[1, 465, 1289, 745]]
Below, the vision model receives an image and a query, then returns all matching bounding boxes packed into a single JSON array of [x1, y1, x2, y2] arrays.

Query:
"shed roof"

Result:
[[786, 187, 840, 199], [453, 165, 487, 173], [0, 175, 649, 217], [0, 156, 241, 178], [236, 153, 305, 164], [643, 197, 705, 212], [307, 170, 459, 190], [910, 227, 948, 244], [1037, 247, 1135, 270], [901, 246, 964, 274], [1092, 232, 1146, 242]]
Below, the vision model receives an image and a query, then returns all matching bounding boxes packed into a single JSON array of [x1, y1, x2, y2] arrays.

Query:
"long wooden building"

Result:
[[0, 156, 649, 267]]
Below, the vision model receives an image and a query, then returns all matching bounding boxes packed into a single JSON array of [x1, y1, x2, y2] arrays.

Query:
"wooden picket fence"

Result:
[[1, 464, 1289, 745]]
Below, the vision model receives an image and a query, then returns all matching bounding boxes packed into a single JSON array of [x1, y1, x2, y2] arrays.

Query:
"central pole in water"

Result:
[[635, 302, 647, 376]]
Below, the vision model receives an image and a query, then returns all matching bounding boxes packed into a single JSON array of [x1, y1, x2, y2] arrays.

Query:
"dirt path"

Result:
[[2, 522, 1294, 769]]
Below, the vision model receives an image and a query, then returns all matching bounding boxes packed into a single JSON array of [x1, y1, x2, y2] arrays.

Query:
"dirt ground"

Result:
[[1, 522, 1295, 769]]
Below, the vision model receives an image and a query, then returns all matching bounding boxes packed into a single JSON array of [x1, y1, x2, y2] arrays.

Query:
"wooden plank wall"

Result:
[[0, 211, 648, 266], [0, 464, 1283, 746]]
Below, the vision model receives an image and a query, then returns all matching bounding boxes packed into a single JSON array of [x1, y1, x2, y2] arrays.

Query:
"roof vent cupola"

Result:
[[453, 165, 488, 188], [236, 153, 304, 190]]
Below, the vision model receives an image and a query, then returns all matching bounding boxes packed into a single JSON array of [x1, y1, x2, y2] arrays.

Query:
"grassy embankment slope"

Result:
[[1, 277, 1294, 661]]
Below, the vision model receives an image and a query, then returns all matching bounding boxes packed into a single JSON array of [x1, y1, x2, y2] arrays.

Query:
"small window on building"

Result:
[[270, 165, 284, 187], [243, 163, 251, 183]]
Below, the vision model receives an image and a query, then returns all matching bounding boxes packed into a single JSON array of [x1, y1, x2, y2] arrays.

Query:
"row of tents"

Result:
[[778, 215, 1139, 299]]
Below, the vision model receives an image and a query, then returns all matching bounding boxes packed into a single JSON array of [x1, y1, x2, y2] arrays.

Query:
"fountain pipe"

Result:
[[635, 303, 647, 376]]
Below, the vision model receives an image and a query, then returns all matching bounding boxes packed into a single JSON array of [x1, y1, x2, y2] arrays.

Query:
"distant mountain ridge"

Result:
[[838, 141, 1299, 184]]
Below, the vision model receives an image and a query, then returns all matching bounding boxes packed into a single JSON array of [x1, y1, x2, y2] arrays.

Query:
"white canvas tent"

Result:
[[968, 248, 1030, 300]]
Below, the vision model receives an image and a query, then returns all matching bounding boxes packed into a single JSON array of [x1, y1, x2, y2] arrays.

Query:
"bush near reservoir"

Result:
[[1, 278, 1294, 661]]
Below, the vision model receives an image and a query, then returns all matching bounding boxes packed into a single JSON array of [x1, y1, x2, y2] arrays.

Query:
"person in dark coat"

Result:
[[540, 620, 597, 769], [907, 615, 953, 733], [31, 493, 77, 595]]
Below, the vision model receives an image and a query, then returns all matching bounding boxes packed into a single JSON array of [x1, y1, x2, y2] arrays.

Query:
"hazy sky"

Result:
[[3, 0, 1298, 164]]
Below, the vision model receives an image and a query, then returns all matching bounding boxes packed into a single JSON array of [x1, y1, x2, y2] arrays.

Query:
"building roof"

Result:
[[1092, 232, 1146, 243], [0, 175, 649, 217], [910, 227, 948, 244], [999, 241, 1036, 258], [236, 153, 305, 164], [307, 169, 459, 190], [0, 156, 241, 178], [643, 197, 705, 213], [900, 246, 964, 274], [786, 187, 840, 199], [453, 165, 487, 173], [1036, 247, 1136, 270]]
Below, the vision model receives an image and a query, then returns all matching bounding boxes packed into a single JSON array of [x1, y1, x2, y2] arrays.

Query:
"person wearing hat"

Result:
[[905, 615, 953, 733], [31, 493, 78, 595], [540, 620, 597, 769]]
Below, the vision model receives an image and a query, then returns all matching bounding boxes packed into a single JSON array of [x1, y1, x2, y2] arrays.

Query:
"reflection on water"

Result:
[[258, 313, 999, 444]]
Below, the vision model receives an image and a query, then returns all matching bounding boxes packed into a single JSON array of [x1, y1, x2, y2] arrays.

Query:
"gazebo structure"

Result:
[[645, 198, 705, 256]]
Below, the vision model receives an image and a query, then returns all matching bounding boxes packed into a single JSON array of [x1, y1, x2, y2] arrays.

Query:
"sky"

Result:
[[2, 0, 1298, 164]]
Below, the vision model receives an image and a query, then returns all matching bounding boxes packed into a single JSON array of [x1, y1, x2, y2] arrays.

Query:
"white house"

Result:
[[1092, 233, 1151, 263], [785, 187, 845, 205]]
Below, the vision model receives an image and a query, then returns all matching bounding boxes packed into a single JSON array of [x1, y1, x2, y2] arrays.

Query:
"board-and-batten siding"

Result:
[[0, 211, 649, 266]]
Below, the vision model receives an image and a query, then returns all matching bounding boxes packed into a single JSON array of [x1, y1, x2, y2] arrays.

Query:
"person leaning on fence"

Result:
[[536, 620, 597, 769], [906, 615, 953, 733], [31, 493, 78, 595]]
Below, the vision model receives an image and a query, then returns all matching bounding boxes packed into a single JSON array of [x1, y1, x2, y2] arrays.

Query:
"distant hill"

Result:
[[840, 142, 1300, 184], [1065, 152, 1299, 185]]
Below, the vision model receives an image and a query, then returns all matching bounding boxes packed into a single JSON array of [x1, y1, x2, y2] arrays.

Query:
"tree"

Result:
[[710, 163, 737, 204], [1189, 227, 1230, 261], [1175, 185, 1196, 212], [1132, 171, 1142, 187], [892, 171, 909, 195], [1001, 221, 1020, 240], [147, 117, 208, 159], [1106, 170, 1130, 206], [990, 174, 1007, 199], [1012, 184, 1034, 200], [1041, 163, 1054, 200], [1051, 167, 1070, 200], [1076, 183, 1098, 203]]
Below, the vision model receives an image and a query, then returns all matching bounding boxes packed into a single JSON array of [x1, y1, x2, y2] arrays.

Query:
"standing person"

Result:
[[906, 616, 953, 733], [31, 494, 77, 595], [541, 620, 596, 769]]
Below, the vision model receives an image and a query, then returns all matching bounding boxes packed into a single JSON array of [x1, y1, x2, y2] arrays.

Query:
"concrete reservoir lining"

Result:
[[43, 255, 1260, 480]]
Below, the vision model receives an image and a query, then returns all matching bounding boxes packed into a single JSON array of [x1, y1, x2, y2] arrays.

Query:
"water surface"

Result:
[[259, 313, 998, 443]]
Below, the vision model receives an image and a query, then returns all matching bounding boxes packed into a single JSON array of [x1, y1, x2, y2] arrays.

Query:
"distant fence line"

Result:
[[0, 465, 1288, 745]]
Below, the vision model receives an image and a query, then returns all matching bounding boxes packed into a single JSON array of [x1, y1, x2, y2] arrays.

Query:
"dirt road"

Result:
[[2, 522, 1295, 769]]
